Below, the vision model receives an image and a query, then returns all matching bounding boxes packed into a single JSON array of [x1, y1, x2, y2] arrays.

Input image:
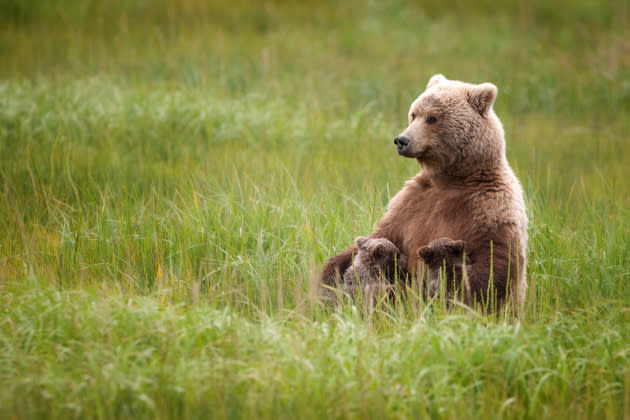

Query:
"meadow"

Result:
[[1, 0, 630, 418]]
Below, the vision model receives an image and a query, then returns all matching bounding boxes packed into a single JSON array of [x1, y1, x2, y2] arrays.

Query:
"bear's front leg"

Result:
[[319, 245, 358, 301], [465, 241, 522, 317]]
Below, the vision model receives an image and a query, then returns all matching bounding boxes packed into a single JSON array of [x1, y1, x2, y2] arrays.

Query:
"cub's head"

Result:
[[354, 236, 402, 269], [418, 237, 466, 268], [393, 74, 505, 174], [418, 237, 468, 298]]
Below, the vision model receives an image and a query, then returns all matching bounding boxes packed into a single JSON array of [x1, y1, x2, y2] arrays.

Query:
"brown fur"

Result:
[[418, 238, 470, 303], [342, 236, 409, 300], [321, 74, 528, 315]]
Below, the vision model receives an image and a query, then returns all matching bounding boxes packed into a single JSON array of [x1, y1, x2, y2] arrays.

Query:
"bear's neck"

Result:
[[419, 156, 510, 187]]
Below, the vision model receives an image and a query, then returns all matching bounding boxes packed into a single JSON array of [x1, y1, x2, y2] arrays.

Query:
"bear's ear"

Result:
[[355, 236, 369, 251], [426, 74, 447, 89], [467, 83, 497, 116], [418, 245, 435, 264]]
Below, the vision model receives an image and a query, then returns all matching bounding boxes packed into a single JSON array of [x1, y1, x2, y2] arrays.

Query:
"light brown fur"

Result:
[[321, 74, 528, 315]]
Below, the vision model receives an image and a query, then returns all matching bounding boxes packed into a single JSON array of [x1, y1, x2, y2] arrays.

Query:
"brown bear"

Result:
[[342, 236, 409, 302], [321, 74, 528, 316], [418, 238, 470, 304]]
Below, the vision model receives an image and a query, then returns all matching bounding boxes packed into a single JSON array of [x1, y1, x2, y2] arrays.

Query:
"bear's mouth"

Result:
[[396, 145, 426, 159]]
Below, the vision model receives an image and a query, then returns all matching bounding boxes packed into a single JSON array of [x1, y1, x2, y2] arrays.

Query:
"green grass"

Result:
[[1, 0, 630, 418]]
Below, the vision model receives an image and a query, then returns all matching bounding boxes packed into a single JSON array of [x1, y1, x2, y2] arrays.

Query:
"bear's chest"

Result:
[[387, 183, 475, 261], [408, 190, 471, 238]]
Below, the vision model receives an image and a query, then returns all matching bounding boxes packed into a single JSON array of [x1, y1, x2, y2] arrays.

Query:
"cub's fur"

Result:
[[418, 238, 470, 303], [342, 236, 408, 311]]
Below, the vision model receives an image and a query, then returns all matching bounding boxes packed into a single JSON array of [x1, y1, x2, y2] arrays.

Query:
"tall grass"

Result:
[[1, 0, 630, 418]]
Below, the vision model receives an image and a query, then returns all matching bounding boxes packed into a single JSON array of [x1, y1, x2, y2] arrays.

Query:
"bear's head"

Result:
[[354, 236, 403, 271], [343, 236, 406, 300], [418, 237, 469, 298], [394, 74, 505, 176], [418, 237, 466, 267]]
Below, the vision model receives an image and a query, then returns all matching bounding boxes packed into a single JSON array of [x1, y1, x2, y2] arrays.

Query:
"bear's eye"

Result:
[[373, 246, 384, 258], [426, 116, 437, 125]]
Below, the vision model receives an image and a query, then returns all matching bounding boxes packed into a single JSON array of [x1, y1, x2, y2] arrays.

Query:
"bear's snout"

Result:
[[393, 136, 411, 154]]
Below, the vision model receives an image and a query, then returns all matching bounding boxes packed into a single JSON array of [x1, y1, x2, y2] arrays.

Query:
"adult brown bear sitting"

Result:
[[321, 74, 528, 316]]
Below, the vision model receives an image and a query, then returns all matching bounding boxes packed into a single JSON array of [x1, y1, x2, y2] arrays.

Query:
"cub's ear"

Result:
[[418, 245, 435, 264], [451, 240, 466, 253], [427, 74, 447, 89], [467, 82, 497, 116], [355, 236, 369, 250]]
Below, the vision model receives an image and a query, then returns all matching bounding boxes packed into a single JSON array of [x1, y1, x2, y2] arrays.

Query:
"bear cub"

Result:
[[343, 236, 408, 302], [418, 238, 471, 303]]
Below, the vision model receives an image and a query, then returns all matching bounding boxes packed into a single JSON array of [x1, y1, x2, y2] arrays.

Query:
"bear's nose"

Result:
[[394, 136, 410, 151]]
